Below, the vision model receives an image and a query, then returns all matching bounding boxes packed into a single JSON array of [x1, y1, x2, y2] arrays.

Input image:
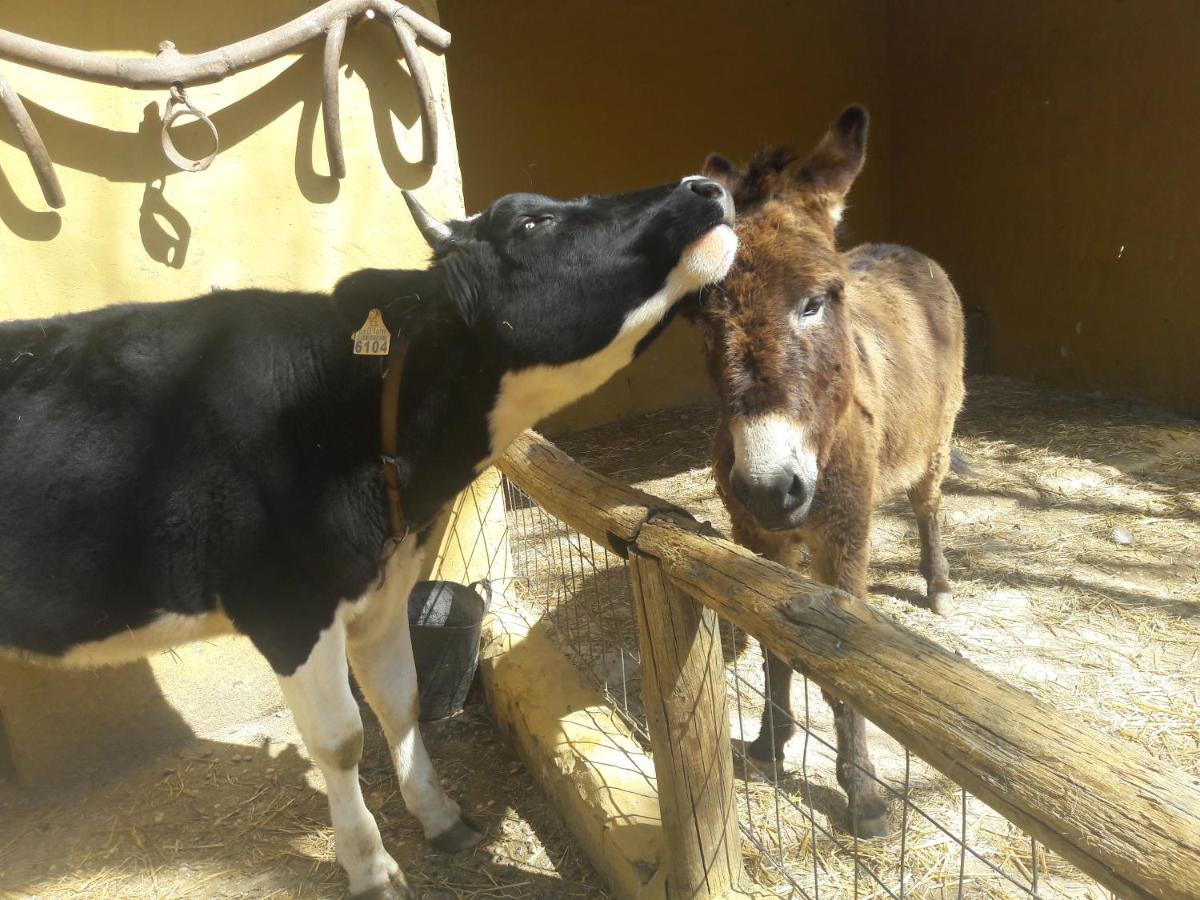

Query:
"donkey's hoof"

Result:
[[742, 751, 787, 782], [353, 870, 420, 900], [744, 757, 787, 783], [745, 734, 790, 770], [929, 590, 955, 617], [848, 796, 891, 838], [850, 812, 890, 839], [430, 817, 484, 853]]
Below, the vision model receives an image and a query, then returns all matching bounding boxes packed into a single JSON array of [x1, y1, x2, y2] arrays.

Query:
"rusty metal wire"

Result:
[[500, 473, 1114, 899], [0, 0, 448, 205]]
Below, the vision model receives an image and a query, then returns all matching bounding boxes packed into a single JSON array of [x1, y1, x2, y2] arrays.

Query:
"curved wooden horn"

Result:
[[402, 190, 451, 248]]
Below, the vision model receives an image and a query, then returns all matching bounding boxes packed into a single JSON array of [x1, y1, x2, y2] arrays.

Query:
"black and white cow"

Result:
[[0, 178, 736, 898]]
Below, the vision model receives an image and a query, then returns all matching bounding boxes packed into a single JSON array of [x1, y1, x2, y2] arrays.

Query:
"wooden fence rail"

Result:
[[499, 430, 1200, 900]]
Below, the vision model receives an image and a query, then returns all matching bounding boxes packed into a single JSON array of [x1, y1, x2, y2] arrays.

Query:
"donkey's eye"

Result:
[[801, 294, 827, 317]]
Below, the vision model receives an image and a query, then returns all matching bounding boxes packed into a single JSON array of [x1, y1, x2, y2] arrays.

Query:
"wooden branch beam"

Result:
[[0, 0, 449, 88], [497, 430, 699, 556], [629, 552, 743, 898], [636, 516, 1200, 900], [0, 0, 448, 194], [0, 69, 63, 208]]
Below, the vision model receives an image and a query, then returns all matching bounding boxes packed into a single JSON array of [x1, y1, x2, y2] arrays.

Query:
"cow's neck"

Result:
[[331, 269, 500, 530], [486, 272, 685, 452], [332, 267, 678, 533]]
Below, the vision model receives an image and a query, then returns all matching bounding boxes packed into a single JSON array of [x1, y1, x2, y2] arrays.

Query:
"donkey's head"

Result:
[[694, 106, 868, 531]]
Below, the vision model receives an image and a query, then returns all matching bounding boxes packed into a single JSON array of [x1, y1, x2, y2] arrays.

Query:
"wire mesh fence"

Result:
[[499, 474, 1114, 900]]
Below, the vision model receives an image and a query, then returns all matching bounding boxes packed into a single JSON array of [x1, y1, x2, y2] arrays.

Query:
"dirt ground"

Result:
[[0, 695, 605, 899], [548, 374, 1200, 898]]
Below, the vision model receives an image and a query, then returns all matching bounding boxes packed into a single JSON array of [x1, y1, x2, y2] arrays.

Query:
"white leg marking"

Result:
[[732, 414, 819, 482], [347, 541, 462, 839], [278, 615, 398, 895]]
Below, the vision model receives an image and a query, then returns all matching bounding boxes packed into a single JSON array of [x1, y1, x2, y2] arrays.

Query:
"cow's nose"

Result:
[[680, 176, 735, 224], [687, 178, 725, 200]]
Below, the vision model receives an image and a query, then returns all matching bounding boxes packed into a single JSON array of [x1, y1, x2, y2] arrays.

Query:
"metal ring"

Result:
[[160, 91, 219, 172]]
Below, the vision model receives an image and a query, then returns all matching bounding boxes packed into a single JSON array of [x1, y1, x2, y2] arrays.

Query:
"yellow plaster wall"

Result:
[[0, 0, 462, 316]]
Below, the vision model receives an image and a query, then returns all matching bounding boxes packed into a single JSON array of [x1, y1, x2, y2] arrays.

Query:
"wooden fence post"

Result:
[[629, 550, 743, 899]]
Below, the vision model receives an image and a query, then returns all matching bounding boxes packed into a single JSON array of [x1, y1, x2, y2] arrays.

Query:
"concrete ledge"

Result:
[[480, 592, 667, 900]]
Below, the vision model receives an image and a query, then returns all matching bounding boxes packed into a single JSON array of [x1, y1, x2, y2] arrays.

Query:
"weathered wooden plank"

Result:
[[636, 516, 1200, 900], [498, 431, 696, 555], [629, 552, 743, 899]]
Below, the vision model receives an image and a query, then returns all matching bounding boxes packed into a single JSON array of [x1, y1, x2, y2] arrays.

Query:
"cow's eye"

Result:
[[518, 215, 552, 235], [801, 294, 827, 317]]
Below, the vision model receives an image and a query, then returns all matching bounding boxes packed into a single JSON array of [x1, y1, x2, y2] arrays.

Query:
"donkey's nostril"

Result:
[[779, 472, 807, 512], [787, 474, 806, 503], [688, 178, 724, 200]]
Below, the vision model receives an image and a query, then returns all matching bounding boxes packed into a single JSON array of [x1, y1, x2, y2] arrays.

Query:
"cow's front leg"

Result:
[[277, 617, 411, 898], [347, 542, 483, 853]]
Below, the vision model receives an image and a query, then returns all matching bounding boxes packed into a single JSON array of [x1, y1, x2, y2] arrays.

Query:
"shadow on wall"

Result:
[[0, 656, 194, 785], [0, 6, 434, 260]]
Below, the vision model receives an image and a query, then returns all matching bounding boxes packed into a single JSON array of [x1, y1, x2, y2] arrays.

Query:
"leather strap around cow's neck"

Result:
[[379, 335, 411, 540]]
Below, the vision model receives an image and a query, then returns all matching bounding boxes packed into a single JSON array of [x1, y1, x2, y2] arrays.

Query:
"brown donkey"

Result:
[[693, 106, 965, 837]]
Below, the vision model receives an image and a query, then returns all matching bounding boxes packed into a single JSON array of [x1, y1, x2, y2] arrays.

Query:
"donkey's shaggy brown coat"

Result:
[[695, 107, 965, 836]]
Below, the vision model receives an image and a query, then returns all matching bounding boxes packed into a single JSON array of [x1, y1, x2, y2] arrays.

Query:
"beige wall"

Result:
[[0, 0, 462, 317], [890, 1, 1200, 416], [441, 0, 893, 432]]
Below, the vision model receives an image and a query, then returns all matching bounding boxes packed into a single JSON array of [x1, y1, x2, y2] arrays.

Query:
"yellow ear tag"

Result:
[[352, 309, 391, 356]]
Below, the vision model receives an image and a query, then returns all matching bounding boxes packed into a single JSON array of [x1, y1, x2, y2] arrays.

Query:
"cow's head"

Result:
[[692, 106, 868, 531], [404, 178, 736, 452]]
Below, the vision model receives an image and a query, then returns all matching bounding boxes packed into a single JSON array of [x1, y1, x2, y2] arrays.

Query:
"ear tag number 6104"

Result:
[[352, 309, 391, 356]]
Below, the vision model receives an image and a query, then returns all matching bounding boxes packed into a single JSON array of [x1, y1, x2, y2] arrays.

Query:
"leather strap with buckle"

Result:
[[379, 334, 414, 541]]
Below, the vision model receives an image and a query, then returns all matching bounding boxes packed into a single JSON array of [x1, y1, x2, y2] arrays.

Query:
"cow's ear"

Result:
[[436, 252, 481, 328], [403, 191, 453, 251], [793, 105, 868, 225]]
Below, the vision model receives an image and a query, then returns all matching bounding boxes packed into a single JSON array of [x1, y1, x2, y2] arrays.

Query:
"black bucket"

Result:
[[407, 579, 490, 721]]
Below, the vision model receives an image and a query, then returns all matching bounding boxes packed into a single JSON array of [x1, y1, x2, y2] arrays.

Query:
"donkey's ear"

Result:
[[677, 289, 703, 322], [794, 106, 868, 223], [702, 152, 737, 184]]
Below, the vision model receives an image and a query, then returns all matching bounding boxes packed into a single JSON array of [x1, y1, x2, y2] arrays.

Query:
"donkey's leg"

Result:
[[908, 451, 954, 616], [746, 648, 796, 766], [277, 617, 409, 898], [742, 536, 804, 767], [811, 523, 889, 838], [823, 690, 888, 838], [347, 541, 483, 853]]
